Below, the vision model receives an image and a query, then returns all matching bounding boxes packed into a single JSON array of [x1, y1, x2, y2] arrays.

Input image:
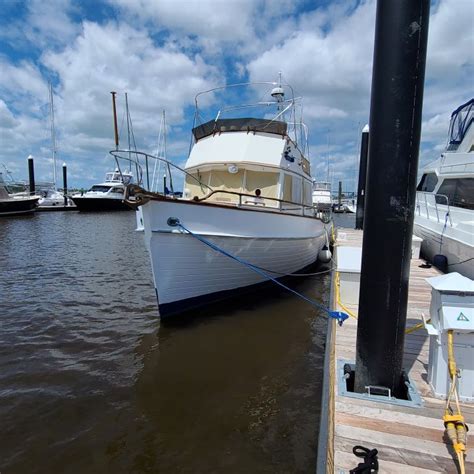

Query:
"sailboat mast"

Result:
[[49, 82, 57, 189], [125, 92, 132, 170]]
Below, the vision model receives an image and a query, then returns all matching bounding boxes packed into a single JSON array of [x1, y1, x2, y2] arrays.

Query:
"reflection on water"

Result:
[[0, 212, 329, 473]]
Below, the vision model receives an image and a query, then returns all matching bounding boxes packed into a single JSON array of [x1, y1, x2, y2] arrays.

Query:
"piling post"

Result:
[[62, 163, 68, 206], [354, 0, 430, 396], [355, 125, 369, 229], [27, 155, 35, 195]]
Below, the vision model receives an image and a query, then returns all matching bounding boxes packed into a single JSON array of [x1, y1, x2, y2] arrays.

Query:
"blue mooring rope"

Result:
[[167, 217, 349, 326]]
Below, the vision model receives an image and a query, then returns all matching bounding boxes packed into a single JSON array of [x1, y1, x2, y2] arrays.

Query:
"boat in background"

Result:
[[38, 84, 73, 209], [70, 169, 134, 211], [414, 98, 474, 279], [312, 181, 332, 213], [0, 173, 39, 216], [116, 78, 328, 318]]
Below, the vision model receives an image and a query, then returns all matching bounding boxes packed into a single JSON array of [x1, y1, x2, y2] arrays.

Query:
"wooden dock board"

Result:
[[328, 228, 474, 473]]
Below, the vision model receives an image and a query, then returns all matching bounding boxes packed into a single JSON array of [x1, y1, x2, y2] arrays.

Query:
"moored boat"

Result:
[[414, 98, 474, 279], [0, 173, 39, 216], [70, 169, 134, 211], [116, 79, 328, 318]]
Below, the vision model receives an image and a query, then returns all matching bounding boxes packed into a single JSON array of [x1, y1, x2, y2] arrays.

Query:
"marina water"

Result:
[[0, 211, 332, 473]]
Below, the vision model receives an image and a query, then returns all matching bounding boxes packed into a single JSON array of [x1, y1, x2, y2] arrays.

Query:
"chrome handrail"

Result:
[[416, 191, 452, 225]]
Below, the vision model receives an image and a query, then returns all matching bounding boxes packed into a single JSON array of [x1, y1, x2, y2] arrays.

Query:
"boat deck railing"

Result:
[[111, 149, 324, 220], [416, 191, 453, 225]]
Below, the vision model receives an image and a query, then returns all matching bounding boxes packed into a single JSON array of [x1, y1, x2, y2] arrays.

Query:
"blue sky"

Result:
[[0, 0, 472, 191]]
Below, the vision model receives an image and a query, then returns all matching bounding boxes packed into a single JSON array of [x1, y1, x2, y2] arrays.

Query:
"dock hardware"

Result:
[[338, 360, 423, 408]]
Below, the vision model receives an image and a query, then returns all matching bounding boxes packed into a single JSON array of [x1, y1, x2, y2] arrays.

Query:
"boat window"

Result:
[[282, 174, 292, 202], [208, 170, 244, 203], [436, 178, 474, 209], [90, 185, 111, 192], [110, 187, 124, 194], [184, 171, 211, 199], [292, 176, 302, 204], [416, 173, 438, 192], [303, 180, 312, 206], [244, 171, 279, 207]]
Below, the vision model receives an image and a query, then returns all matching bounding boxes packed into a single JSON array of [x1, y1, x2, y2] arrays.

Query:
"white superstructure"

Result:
[[414, 99, 474, 279], [118, 79, 327, 318]]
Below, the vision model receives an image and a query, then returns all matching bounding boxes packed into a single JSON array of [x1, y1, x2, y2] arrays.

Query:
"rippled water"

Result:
[[0, 211, 330, 473]]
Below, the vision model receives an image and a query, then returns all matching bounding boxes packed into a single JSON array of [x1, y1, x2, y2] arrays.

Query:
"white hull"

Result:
[[142, 199, 326, 317], [414, 198, 473, 279]]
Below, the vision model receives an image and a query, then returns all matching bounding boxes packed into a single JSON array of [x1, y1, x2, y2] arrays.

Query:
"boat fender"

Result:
[[433, 254, 448, 273], [318, 246, 332, 263]]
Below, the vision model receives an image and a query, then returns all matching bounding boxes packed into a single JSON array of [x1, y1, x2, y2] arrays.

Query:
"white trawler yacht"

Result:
[[117, 80, 328, 318], [414, 98, 473, 279]]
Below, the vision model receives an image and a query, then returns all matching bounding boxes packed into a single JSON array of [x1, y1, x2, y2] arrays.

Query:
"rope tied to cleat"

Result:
[[167, 217, 349, 326]]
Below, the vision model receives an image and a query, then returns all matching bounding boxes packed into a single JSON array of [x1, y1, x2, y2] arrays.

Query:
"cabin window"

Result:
[[244, 171, 279, 206], [282, 174, 292, 202], [303, 180, 312, 206], [292, 176, 302, 204], [90, 185, 111, 192], [184, 171, 211, 199], [417, 173, 438, 192], [208, 170, 244, 203], [436, 178, 474, 209], [110, 187, 124, 194]]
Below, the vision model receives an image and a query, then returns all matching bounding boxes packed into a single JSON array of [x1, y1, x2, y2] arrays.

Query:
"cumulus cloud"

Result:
[[0, 0, 472, 189]]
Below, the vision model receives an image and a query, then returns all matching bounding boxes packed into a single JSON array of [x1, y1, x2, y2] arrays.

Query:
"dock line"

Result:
[[168, 217, 349, 326]]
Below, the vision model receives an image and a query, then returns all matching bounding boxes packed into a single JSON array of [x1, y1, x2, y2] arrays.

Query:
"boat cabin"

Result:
[[183, 118, 313, 215]]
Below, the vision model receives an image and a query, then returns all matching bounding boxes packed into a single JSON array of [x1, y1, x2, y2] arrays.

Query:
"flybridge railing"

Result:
[[415, 191, 452, 226]]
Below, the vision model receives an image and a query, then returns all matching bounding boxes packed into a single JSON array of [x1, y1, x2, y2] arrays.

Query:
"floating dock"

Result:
[[318, 228, 474, 473]]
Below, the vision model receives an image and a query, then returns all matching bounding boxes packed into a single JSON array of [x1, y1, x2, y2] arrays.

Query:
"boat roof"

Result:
[[192, 118, 287, 142]]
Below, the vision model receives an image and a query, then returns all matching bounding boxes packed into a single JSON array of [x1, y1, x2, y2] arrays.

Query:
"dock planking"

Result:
[[325, 228, 474, 473]]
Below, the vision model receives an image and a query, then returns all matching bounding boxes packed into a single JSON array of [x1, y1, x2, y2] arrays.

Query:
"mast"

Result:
[[49, 82, 57, 189], [111, 92, 119, 150], [125, 92, 131, 169]]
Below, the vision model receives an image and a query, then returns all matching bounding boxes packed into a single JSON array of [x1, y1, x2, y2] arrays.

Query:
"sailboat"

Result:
[[38, 83, 74, 208]]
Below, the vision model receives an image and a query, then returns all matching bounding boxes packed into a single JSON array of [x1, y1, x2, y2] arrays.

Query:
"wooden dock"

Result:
[[318, 228, 474, 473]]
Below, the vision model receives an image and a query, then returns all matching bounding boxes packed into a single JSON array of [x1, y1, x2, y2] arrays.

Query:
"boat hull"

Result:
[[70, 197, 132, 212], [142, 199, 327, 318], [414, 220, 474, 280], [0, 197, 39, 216]]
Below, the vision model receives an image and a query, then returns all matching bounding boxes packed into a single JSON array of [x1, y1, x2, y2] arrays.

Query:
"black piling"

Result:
[[355, 125, 369, 230], [354, 0, 430, 396], [62, 163, 68, 206], [338, 181, 342, 210], [28, 155, 35, 195]]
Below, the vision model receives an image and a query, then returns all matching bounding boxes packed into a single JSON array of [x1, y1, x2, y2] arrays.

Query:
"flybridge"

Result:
[[192, 118, 288, 142]]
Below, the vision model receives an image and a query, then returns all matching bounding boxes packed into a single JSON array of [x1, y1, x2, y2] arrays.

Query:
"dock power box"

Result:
[[424, 273, 474, 402]]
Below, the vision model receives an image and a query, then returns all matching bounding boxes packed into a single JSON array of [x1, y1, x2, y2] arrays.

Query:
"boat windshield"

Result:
[[89, 185, 111, 193], [447, 98, 473, 151]]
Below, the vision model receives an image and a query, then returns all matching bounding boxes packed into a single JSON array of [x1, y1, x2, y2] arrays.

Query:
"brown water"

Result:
[[0, 211, 330, 473]]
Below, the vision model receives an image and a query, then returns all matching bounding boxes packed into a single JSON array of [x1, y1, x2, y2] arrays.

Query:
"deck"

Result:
[[320, 228, 474, 473]]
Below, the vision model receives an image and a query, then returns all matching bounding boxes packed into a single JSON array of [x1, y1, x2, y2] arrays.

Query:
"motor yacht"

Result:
[[312, 181, 332, 213], [70, 169, 133, 211], [414, 98, 473, 279], [116, 79, 328, 318], [0, 173, 39, 216]]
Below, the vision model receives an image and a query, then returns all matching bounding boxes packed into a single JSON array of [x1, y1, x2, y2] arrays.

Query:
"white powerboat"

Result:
[[312, 181, 332, 213], [117, 79, 328, 318], [414, 98, 473, 279], [70, 169, 134, 211], [0, 173, 39, 216]]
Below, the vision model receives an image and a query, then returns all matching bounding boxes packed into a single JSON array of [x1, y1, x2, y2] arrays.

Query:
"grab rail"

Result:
[[415, 192, 452, 226]]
